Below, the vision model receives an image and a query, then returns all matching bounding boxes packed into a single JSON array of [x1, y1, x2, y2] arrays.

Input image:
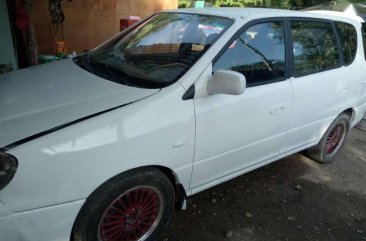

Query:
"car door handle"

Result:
[[270, 105, 286, 115], [360, 81, 366, 86]]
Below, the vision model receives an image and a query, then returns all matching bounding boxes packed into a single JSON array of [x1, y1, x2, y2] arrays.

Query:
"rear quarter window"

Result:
[[335, 22, 357, 65]]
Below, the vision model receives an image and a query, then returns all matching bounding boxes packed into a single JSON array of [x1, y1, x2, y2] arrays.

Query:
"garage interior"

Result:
[[0, 0, 177, 71]]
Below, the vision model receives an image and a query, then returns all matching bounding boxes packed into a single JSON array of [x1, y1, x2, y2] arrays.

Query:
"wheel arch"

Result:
[[152, 165, 188, 210], [342, 108, 357, 127], [306, 110, 351, 163], [342, 108, 354, 122], [70, 165, 186, 241]]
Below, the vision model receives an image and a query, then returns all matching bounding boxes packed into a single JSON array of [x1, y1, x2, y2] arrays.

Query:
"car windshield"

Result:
[[75, 13, 233, 88]]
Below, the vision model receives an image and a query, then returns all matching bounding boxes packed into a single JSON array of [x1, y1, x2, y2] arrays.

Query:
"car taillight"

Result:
[[0, 152, 18, 191]]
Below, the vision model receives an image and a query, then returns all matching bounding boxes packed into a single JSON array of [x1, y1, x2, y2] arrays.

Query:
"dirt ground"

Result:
[[159, 128, 366, 241]]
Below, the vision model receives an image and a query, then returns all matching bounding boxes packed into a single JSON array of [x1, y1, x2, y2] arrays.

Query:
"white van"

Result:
[[0, 8, 365, 241]]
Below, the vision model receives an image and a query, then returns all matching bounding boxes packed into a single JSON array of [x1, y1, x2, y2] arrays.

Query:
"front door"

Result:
[[190, 20, 292, 190]]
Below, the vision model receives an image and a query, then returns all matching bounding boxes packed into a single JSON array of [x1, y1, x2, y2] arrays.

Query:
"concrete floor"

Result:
[[159, 128, 366, 241]]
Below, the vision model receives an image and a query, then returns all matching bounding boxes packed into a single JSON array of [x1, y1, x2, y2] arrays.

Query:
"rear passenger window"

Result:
[[291, 21, 340, 76], [363, 23, 366, 60], [213, 21, 286, 87], [336, 22, 357, 65]]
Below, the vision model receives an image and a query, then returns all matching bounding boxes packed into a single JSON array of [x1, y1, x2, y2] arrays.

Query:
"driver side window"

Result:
[[213, 21, 286, 87]]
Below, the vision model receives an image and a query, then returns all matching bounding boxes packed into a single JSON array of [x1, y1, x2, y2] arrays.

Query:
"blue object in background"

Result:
[[195, 1, 205, 8]]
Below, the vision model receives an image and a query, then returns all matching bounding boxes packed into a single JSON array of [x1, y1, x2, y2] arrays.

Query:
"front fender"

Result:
[[0, 84, 195, 212]]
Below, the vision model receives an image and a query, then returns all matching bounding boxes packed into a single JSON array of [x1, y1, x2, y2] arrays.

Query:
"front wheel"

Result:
[[72, 168, 175, 241], [306, 113, 350, 164]]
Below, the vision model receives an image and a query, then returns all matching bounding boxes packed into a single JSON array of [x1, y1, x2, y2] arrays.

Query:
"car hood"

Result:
[[0, 59, 159, 149]]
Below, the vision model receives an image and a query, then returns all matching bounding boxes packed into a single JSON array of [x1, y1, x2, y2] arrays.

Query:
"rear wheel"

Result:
[[306, 113, 350, 164], [73, 168, 175, 241]]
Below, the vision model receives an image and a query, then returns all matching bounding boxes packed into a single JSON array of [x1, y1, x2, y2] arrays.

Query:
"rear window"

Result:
[[363, 23, 366, 60], [335, 22, 357, 65]]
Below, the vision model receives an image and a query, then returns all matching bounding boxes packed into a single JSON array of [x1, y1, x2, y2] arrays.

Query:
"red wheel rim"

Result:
[[99, 187, 163, 241], [325, 123, 345, 155]]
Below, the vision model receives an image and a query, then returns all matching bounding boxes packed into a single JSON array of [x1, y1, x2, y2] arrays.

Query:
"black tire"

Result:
[[72, 167, 175, 241], [306, 113, 350, 164]]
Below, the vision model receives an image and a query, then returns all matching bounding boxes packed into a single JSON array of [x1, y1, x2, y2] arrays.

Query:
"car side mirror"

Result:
[[207, 70, 246, 95]]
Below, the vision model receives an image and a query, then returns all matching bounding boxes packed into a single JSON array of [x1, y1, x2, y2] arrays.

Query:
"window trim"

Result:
[[362, 23, 366, 61], [212, 17, 289, 88], [332, 21, 345, 66], [288, 18, 343, 79]]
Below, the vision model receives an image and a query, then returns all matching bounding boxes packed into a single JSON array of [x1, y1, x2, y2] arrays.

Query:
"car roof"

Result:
[[307, 10, 365, 23], [167, 7, 291, 18], [164, 7, 361, 26]]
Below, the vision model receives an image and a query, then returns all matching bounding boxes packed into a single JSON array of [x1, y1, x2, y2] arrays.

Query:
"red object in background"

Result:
[[15, 4, 30, 31], [120, 16, 141, 31]]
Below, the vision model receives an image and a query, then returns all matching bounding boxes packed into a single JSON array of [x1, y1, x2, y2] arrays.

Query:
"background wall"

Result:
[[0, 0, 17, 69], [32, 0, 177, 55]]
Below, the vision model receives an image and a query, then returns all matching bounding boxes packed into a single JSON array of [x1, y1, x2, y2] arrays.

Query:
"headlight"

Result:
[[0, 152, 18, 191]]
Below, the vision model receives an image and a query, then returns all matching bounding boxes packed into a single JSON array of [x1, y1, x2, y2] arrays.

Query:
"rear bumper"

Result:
[[0, 199, 84, 241]]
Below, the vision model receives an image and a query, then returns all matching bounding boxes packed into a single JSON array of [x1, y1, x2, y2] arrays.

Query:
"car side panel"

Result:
[[347, 26, 366, 125]]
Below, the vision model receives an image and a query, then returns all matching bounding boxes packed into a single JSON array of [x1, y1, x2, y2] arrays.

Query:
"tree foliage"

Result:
[[210, 0, 264, 7], [179, 0, 265, 7], [177, 0, 364, 9], [178, 0, 193, 8]]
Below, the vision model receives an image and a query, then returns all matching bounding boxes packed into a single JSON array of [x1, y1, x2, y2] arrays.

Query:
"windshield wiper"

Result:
[[74, 55, 134, 86], [238, 37, 274, 71], [104, 64, 136, 87], [74, 54, 92, 71]]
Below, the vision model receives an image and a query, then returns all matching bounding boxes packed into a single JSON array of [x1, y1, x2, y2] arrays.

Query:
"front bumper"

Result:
[[0, 199, 84, 241]]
